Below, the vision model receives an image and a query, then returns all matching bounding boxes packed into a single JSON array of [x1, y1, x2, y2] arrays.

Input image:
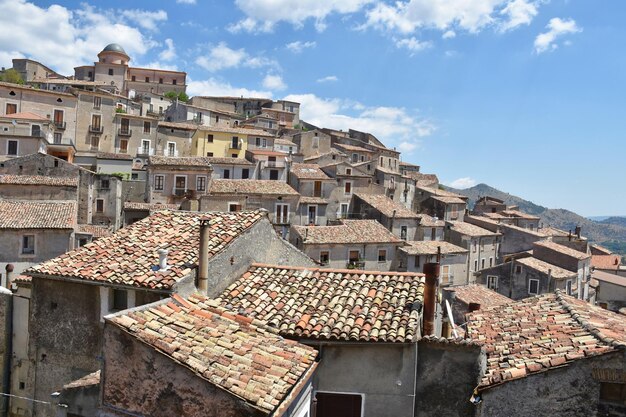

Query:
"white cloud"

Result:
[[187, 78, 272, 98], [158, 38, 176, 61], [317, 75, 339, 83], [0, 1, 158, 75], [284, 93, 434, 151], [0, 51, 24, 69], [365, 0, 543, 35], [286, 41, 317, 54], [442, 30, 456, 39], [448, 177, 477, 189], [176, 0, 197, 4], [195, 42, 278, 72], [230, 0, 372, 32], [119, 9, 167, 32], [262, 74, 287, 91], [534, 17, 581, 54], [395, 37, 432, 53]]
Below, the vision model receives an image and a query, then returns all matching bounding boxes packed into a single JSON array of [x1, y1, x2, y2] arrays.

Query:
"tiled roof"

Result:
[[534, 240, 590, 260], [593, 270, 626, 287], [303, 149, 346, 162], [591, 244, 613, 256], [467, 291, 626, 389], [516, 257, 577, 279], [27, 210, 266, 290], [75, 224, 112, 238], [208, 179, 299, 196], [198, 125, 272, 136], [97, 152, 134, 161], [0, 175, 78, 187], [290, 163, 332, 180], [246, 149, 286, 157], [148, 156, 213, 168], [537, 226, 570, 237], [293, 220, 402, 245], [109, 294, 317, 414], [417, 185, 466, 199], [206, 157, 254, 166], [501, 209, 541, 220], [217, 264, 425, 342], [123, 202, 179, 211], [0, 201, 76, 229], [416, 214, 445, 227], [299, 196, 329, 205], [354, 192, 419, 219], [0, 111, 48, 121], [157, 121, 198, 131], [405, 172, 439, 187], [63, 371, 101, 390], [592, 255, 622, 269], [334, 143, 376, 153], [431, 195, 467, 205], [444, 284, 511, 309], [449, 221, 500, 237], [400, 241, 468, 256]]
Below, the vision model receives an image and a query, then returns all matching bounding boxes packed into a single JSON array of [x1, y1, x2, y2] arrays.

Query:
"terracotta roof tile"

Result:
[[416, 214, 445, 227], [354, 192, 419, 219], [334, 143, 376, 153], [0, 175, 78, 187], [592, 270, 626, 287], [516, 257, 578, 279], [449, 221, 500, 237], [206, 157, 254, 166], [290, 163, 332, 180], [75, 224, 112, 238], [0, 111, 49, 121], [26, 210, 266, 290], [208, 179, 299, 196], [97, 152, 134, 161], [400, 241, 468, 256], [148, 156, 213, 168], [293, 220, 402, 245], [123, 202, 179, 211], [467, 291, 626, 389], [299, 197, 329, 205], [109, 294, 317, 414], [501, 209, 541, 220], [417, 185, 466, 199], [537, 226, 569, 237], [534, 240, 591, 260], [443, 285, 511, 310], [0, 200, 75, 229], [217, 264, 425, 343], [592, 255, 622, 269], [63, 371, 101, 390]]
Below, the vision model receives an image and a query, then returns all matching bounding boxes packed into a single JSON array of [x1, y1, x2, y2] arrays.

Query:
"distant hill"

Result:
[[445, 183, 626, 254]]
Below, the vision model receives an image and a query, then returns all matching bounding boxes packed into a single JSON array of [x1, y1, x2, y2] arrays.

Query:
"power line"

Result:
[[0, 392, 66, 408]]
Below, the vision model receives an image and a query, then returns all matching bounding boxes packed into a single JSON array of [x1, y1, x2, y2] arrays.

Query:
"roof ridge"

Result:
[[249, 262, 426, 277], [555, 290, 626, 349]]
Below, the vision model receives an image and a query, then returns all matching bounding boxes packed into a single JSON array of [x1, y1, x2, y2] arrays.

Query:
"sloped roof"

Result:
[[354, 192, 419, 219], [400, 240, 468, 256], [148, 156, 213, 168], [217, 264, 425, 342], [75, 224, 112, 238], [109, 294, 317, 415], [592, 255, 622, 270], [0, 201, 75, 229], [516, 257, 578, 279], [0, 175, 78, 187], [467, 291, 626, 390], [208, 179, 299, 196], [123, 202, 179, 211], [293, 220, 402, 245], [448, 221, 500, 237], [290, 163, 332, 180], [27, 210, 266, 290], [444, 284, 511, 309], [206, 157, 254, 166], [534, 240, 591, 260], [1, 111, 48, 121]]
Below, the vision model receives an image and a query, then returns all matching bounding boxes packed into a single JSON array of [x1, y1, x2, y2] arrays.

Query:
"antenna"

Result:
[[445, 299, 459, 338]]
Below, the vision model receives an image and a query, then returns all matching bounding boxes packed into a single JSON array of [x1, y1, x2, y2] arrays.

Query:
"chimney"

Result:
[[157, 249, 169, 271], [4, 264, 14, 288], [575, 226, 581, 239], [198, 219, 210, 293], [422, 252, 440, 336], [468, 302, 481, 313], [568, 230, 572, 241]]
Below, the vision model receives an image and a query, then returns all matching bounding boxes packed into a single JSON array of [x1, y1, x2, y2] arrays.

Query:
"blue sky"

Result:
[[0, 0, 624, 216]]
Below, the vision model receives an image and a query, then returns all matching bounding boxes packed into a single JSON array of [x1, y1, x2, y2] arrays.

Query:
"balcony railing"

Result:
[[227, 142, 243, 150], [89, 125, 103, 134], [263, 160, 285, 168], [54, 121, 66, 130], [173, 188, 186, 197], [347, 260, 366, 269], [146, 110, 162, 117], [137, 146, 154, 156], [118, 128, 132, 137]]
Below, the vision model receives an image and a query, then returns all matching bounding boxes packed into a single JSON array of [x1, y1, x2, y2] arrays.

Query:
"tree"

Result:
[[164, 91, 189, 102], [0, 68, 24, 85]]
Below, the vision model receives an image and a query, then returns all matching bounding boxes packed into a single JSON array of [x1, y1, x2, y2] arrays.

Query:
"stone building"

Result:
[[22, 209, 314, 417], [190, 125, 271, 159], [245, 149, 290, 181], [216, 264, 425, 417], [397, 241, 469, 286], [351, 192, 419, 240], [414, 185, 468, 222], [415, 214, 445, 241], [113, 113, 159, 158], [146, 155, 213, 205], [288, 163, 336, 227], [290, 219, 404, 270], [472, 196, 507, 215], [446, 221, 501, 282], [206, 156, 255, 180], [320, 161, 373, 220], [441, 284, 511, 329], [534, 240, 592, 298], [592, 270, 626, 312]]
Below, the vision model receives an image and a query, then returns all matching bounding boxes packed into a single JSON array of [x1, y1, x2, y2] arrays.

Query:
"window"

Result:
[[21, 235, 35, 255], [415, 255, 420, 268], [269, 170, 279, 180], [7, 140, 18, 156], [344, 181, 352, 195], [53, 133, 62, 144], [314, 181, 322, 197], [119, 139, 128, 153], [316, 392, 362, 417], [489, 257, 493, 267], [141, 139, 151, 154], [473, 260, 478, 271], [229, 203, 242, 212], [223, 169, 230, 179], [88, 71, 93, 78], [441, 265, 450, 284], [275, 203, 289, 224], [346, 168, 352, 175], [100, 179, 110, 189], [263, 137, 268, 147], [528, 279, 540, 295], [481, 258, 485, 269], [472, 240, 477, 252], [159, 78, 163, 84], [231, 154, 237, 158], [378, 249, 387, 262], [352, 153, 358, 163], [207, 134, 214, 143], [600, 383, 626, 404], [167, 142, 176, 157], [173, 79, 177, 85], [206, 152, 214, 157], [255, 137, 261, 147], [400, 226, 408, 240], [380, 156, 383, 165], [340, 203, 349, 218], [5, 103, 17, 115], [515, 265, 522, 274], [112, 289, 127, 311], [143, 121, 151, 134], [566, 279, 572, 295], [96, 199, 104, 213], [174, 176, 187, 195], [242, 168, 249, 179], [108, 68, 114, 76], [231, 136, 239, 149], [120, 118, 130, 134], [79, 238, 88, 247], [361, 155, 365, 162], [320, 251, 329, 265], [145, 77, 150, 83], [196, 176, 206, 192], [93, 96, 101, 109], [431, 227, 437, 241], [308, 205, 317, 225], [487, 275, 498, 290], [131, 75, 136, 82], [91, 114, 101, 129], [154, 175, 164, 191], [91, 135, 100, 150], [349, 250, 360, 265]]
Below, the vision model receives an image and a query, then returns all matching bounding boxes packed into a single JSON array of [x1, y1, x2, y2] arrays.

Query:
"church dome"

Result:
[[101, 44, 127, 55]]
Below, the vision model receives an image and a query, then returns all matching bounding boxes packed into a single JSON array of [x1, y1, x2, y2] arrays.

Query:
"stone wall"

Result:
[[0, 287, 12, 416]]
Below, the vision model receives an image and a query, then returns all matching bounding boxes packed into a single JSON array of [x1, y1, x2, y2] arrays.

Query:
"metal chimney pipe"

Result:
[[158, 249, 169, 271], [422, 262, 440, 337], [198, 219, 210, 293]]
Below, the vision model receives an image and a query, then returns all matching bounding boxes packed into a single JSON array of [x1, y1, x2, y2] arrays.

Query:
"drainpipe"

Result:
[[198, 219, 210, 293], [390, 209, 396, 233], [422, 248, 440, 337]]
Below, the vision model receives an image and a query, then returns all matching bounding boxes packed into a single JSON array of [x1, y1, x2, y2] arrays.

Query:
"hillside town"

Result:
[[0, 44, 625, 417]]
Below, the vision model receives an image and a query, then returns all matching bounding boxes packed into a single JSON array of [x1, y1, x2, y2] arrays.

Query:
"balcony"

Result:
[[173, 188, 186, 197], [89, 125, 103, 134], [263, 160, 285, 169], [136, 146, 154, 156], [146, 110, 161, 118], [54, 121, 66, 130], [347, 260, 366, 270], [118, 128, 132, 137], [227, 142, 243, 151]]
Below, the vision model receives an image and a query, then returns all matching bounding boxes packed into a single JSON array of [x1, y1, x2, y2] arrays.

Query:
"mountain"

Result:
[[445, 183, 626, 254]]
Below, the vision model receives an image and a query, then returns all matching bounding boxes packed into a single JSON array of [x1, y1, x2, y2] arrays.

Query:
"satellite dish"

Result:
[[445, 299, 459, 338]]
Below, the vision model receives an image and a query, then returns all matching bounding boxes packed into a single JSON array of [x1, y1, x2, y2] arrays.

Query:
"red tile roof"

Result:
[[0, 175, 78, 187], [354, 192, 419, 219], [534, 240, 591, 260], [123, 202, 179, 211], [334, 143, 376, 153], [443, 284, 511, 310], [0, 200, 76, 229], [97, 152, 134, 161], [148, 156, 213, 168], [592, 270, 626, 287], [448, 221, 500, 237], [1, 111, 48, 121], [290, 163, 332, 180], [75, 224, 112, 238], [516, 257, 577, 279], [208, 179, 299, 196], [292, 220, 402, 245], [467, 291, 626, 389], [592, 255, 622, 270], [217, 264, 425, 342], [299, 196, 329, 205], [26, 210, 266, 290], [400, 240, 468, 256], [109, 294, 317, 414], [416, 214, 445, 227], [206, 157, 254, 166]]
